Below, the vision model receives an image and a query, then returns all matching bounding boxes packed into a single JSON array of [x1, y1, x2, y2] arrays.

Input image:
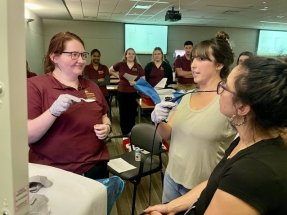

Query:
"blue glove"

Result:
[[49, 94, 81, 117], [151, 101, 176, 123]]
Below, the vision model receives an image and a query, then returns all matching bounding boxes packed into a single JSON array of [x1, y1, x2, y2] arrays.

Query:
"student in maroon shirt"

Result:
[[174, 40, 194, 91], [144, 47, 173, 87], [83, 48, 110, 102], [27, 32, 111, 180], [109, 48, 144, 136]]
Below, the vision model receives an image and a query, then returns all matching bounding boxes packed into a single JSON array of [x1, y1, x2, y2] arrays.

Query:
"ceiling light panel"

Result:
[[81, 0, 100, 18], [135, 5, 152, 9]]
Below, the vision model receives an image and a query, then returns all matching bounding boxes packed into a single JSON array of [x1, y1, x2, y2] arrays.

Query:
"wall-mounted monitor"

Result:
[[125, 24, 168, 54], [257, 30, 287, 56]]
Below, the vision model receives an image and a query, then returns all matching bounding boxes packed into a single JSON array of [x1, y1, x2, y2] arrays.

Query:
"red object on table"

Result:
[[141, 95, 155, 106]]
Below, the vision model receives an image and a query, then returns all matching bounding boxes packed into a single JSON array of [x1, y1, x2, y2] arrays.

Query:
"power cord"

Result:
[[147, 123, 160, 206]]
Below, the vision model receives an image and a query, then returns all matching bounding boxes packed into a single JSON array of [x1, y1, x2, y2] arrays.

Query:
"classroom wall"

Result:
[[43, 19, 124, 70], [25, 9, 45, 74], [27, 18, 258, 73]]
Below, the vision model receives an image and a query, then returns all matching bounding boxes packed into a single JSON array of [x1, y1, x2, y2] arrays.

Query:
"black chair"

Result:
[[107, 123, 164, 215]]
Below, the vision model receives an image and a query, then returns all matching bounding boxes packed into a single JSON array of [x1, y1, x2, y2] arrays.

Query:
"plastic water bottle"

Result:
[[135, 147, 141, 161]]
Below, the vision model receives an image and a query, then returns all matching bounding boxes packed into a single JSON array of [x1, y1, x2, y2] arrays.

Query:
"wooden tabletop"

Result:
[[137, 99, 154, 109], [107, 85, 118, 91]]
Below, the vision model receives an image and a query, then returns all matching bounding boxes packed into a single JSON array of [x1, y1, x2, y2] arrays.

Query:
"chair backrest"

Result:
[[130, 123, 162, 154]]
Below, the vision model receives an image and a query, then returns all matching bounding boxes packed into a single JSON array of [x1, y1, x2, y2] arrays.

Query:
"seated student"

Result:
[[144, 57, 287, 215], [237, 51, 253, 65], [144, 47, 173, 87]]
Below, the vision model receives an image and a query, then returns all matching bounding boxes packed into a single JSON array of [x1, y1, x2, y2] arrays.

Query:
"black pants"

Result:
[[83, 161, 109, 180], [117, 92, 138, 135]]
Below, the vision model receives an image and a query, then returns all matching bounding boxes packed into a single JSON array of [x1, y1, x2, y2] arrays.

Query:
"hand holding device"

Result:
[[151, 101, 176, 123], [49, 94, 81, 117]]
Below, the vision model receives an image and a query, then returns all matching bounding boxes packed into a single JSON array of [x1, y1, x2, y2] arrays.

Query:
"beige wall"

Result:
[[25, 9, 44, 74], [1, 0, 29, 214], [26, 19, 258, 73], [43, 19, 124, 70]]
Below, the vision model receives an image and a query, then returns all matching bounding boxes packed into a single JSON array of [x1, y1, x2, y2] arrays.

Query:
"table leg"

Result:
[[138, 106, 141, 123]]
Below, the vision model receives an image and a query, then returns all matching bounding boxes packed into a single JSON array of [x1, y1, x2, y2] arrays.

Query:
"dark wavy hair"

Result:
[[235, 57, 287, 130], [91, 48, 101, 56], [44, 32, 85, 73], [192, 32, 234, 79]]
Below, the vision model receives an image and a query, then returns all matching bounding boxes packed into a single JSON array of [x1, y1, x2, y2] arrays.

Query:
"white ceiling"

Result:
[[25, 0, 287, 31]]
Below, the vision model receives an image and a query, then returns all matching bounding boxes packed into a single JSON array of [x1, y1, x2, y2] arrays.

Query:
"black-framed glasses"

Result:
[[217, 81, 236, 95], [62, 51, 89, 60]]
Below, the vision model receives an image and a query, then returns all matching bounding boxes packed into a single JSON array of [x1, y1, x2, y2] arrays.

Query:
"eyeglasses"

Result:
[[217, 81, 236, 95], [62, 52, 89, 60]]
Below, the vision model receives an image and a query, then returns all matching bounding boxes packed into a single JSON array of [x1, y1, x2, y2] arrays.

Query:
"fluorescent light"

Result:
[[130, 0, 168, 2], [135, 5, 152, 9], [260, 21, 287, 25]]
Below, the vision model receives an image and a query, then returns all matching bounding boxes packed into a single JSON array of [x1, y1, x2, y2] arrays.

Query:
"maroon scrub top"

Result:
[[27, 73, 109, 174], [113, 61, 144, 93], [83, 63, 109, 96], [174, 55, 194, 84]]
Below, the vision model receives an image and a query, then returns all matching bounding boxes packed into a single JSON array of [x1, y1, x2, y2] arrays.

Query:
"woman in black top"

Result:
[[144, 47, 173, 88], [144, 57, 287, 215]]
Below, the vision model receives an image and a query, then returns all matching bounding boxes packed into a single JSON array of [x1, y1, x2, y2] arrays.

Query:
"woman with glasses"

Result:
[[145, 57, 287, 215], [27, 32, 112, 180], [144, 47, 173, 87], [109, 48, 144, 136], [151, 32, 237, 203]]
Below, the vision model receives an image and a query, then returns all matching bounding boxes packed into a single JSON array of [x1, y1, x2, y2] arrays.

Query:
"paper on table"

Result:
[[107, 158, 136, 173], [154, 78, 167, 89], [123, 73, 138, 82]]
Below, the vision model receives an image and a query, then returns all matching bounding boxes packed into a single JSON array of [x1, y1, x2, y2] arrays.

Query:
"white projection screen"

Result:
[[257, 30, 287, 56], [125, 24, 168, 54]]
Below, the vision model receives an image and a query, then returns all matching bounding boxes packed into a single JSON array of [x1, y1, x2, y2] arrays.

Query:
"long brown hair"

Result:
[[192, 32, 234, 79]]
